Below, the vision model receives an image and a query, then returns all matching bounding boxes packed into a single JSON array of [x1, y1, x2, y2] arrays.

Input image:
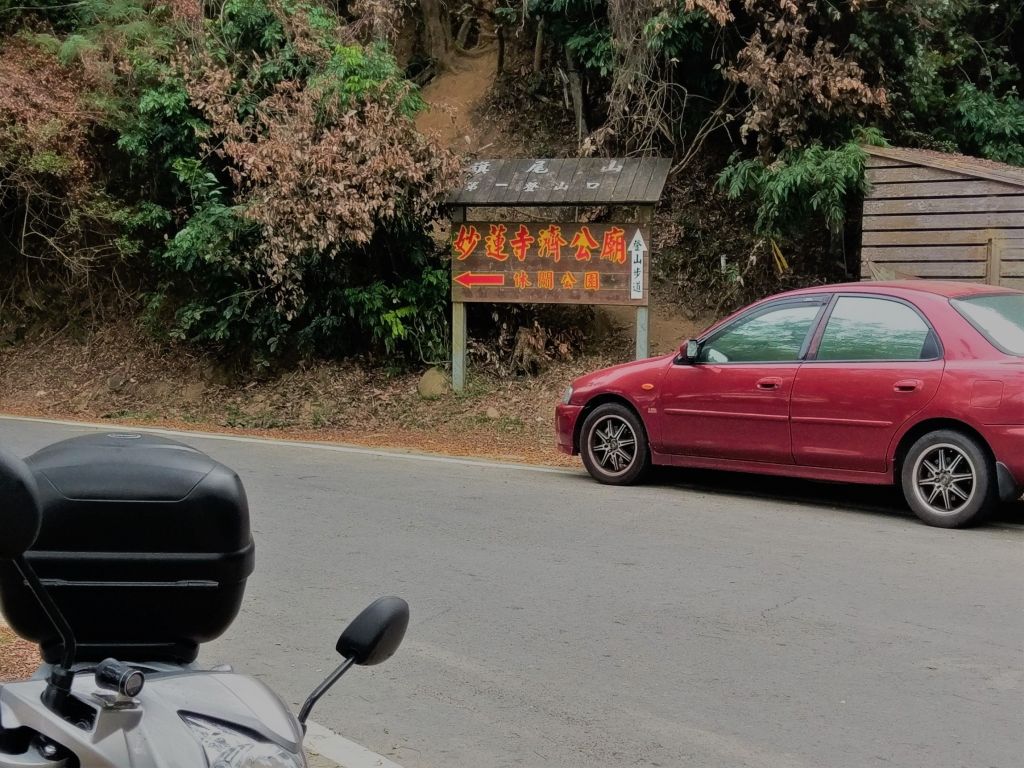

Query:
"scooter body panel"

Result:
[[0, 666, 303, 768]]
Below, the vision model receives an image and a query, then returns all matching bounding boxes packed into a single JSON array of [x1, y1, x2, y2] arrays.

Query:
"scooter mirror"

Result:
[[0, 448, 42, 559], [298, 596, 411, 728], [336, 596, 410, 666]]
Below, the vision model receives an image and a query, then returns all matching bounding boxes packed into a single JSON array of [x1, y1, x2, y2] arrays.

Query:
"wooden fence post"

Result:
[[986, 229, 1003, 286]]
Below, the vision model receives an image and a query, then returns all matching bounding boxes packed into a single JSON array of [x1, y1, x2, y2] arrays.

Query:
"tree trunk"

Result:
[[496, 25, 505, 76], [418, 0, 453, 70], [565, 48, 587, 144], [533, 18, 545, 73], [456, 15, 474, 48]]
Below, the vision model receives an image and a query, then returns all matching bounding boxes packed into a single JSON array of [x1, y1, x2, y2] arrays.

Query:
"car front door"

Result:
[[659, 297, 828, 464], [791, 295, 945, 473]]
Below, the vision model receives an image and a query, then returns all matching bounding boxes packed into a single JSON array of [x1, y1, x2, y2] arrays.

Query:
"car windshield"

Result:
[[951, 294, 1024, 355]]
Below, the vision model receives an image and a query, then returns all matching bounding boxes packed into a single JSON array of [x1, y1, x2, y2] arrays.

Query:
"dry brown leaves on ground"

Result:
[[0, 627, 39, 682], [0, 320, 637, 467]]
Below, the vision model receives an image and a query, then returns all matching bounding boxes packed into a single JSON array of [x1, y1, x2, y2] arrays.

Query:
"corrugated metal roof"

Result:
[[863, 146, 1024, 188], [448, 158, 671, 207]]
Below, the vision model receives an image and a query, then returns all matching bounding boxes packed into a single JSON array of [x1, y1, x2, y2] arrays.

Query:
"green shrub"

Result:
[[718, 131, 884, 237]]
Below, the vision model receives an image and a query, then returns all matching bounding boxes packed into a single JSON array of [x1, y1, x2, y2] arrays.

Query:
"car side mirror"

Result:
[[678, 339, 700, 364], [0, 448, 42, 559], [337, 596, 410, 666]]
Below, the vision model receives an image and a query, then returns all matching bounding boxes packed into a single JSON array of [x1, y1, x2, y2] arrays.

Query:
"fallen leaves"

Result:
[[0, 626, 40, 683]]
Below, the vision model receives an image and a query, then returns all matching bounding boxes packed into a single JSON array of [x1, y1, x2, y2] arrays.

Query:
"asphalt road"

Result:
[[2, 417, 1022, 768]]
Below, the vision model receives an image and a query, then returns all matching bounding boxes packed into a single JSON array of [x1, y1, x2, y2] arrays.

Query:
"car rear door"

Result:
[[659, 296, 828, 464], [791, 294, 945, 473]]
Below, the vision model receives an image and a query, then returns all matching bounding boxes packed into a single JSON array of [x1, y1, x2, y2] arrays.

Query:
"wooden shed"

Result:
[[860, 146, 1024, 289]]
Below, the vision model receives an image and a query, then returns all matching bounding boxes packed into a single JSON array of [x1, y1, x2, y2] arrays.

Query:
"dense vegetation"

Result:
[[518, 1, 1023, 230], [1, 0, 1022, 365], [0, 0, 458, 365]]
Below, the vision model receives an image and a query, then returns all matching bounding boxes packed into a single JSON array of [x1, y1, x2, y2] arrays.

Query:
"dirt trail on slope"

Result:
[[415, 47, 501, 153]]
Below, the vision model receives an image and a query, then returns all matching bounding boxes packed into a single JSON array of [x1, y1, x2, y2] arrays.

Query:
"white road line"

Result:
[[0, 415, 580, 476], [306, 720, 403, 768]]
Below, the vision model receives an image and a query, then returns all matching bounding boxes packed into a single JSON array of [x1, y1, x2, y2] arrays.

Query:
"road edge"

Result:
[[306, 721, 404, 768], [0, 414, 581, 476]]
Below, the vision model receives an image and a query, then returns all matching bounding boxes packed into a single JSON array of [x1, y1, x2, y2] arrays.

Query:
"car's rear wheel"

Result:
[[580, 403, 649, 485], [900, 429, 996, 528]]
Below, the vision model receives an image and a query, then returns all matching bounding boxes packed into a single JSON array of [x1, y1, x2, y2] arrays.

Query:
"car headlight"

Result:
[[562, 386, 574, 405], [182, 715, 307, 768]]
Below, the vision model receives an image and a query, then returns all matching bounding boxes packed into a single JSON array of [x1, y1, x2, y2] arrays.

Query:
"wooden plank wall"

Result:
[[861, 156, 1024, 290]]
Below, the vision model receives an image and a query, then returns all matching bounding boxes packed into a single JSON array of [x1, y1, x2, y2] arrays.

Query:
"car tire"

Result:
[[580, 403, 650, 485], [900, 429, 996, 528]]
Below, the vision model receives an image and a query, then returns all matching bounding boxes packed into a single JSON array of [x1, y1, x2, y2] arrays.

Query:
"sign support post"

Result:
[[635, 307, 649, 360], [452, 301, 466, 393], [634, 206, 654, 360], [451, 206, 467, 393]]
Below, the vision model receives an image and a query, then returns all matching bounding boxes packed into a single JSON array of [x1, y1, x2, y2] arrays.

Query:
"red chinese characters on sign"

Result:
[[508, 271, 598, 291], [570, 226, 599, 261], [600, 226, 627, 264], [451, 222, 648, 305], [485, 224, 510, 261], [510, 225, 535, 262], [537, 225, 568, 263], [453, 225, 481, 260]]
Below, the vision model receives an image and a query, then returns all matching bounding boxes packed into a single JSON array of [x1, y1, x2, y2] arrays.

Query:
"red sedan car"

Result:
[[556, 281, 1023, 528]]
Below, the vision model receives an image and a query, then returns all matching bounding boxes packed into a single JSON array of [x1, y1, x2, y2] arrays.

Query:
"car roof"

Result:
[[778, 280, 1021, 300]]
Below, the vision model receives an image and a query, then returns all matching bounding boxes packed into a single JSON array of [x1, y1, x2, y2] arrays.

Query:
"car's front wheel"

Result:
[[900, 429, 996, 528], [580, 403, 650, 485]]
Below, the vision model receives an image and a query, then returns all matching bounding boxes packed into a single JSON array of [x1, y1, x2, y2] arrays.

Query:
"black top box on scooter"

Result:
[[0, 432, 255, 664]]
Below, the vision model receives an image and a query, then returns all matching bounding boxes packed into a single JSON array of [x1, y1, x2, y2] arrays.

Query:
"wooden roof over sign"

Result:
[[448, 158, 672, 207]]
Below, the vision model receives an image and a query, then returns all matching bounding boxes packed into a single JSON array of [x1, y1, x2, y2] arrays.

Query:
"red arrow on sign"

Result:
[[454, 272, 506, 288]]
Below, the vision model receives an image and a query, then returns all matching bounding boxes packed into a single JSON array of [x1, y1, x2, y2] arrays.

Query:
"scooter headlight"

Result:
[[182, 715, 307, 768]]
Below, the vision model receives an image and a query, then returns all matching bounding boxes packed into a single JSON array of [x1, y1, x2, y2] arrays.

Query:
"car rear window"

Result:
[[951, 294, 1024, 356]]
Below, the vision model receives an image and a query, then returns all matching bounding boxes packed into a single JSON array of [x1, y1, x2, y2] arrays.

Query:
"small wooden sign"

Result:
[[450, 222, 650, 306]]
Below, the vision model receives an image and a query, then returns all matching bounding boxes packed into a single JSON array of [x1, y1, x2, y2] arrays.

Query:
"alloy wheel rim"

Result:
[[912, 444, 977, 516], [589, 416, 638, 476]]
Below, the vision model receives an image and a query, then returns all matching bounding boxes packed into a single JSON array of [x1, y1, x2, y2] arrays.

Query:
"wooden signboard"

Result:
[[449, 158, 671, 207], [451, 222, 650, 306], [447, 157, 670, 391]]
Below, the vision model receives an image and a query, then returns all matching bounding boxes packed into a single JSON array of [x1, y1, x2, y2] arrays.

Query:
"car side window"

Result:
[[816, 297, 934, 361], [699, 304, 822, 363]]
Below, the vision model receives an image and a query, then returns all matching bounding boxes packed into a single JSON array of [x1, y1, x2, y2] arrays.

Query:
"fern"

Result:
[[57, 33, 98, 63], [718, 138, 871, 236]]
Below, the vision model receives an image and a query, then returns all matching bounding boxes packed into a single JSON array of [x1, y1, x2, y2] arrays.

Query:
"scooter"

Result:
[[0, 434, 408, 768]]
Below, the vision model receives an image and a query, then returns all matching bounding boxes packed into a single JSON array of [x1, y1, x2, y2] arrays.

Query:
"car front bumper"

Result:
[[555, 404, 584, 455]]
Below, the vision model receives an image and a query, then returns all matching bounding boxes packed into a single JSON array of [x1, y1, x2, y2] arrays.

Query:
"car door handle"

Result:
[[756, 377, 783, 391], [894, 379, 923, 393]]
